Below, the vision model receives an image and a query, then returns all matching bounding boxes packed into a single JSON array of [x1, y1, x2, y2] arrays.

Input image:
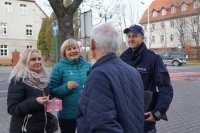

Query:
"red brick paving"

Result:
[[170, 72, 200, 81]]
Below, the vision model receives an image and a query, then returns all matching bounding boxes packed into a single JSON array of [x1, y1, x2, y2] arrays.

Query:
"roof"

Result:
[[140, 0, 199, 24]]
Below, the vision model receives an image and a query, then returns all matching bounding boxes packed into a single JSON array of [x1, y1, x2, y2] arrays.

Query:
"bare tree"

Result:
[[63, 0, 80, 39], [188, 8, 200, 60], [175, 18, 188, 47], [193, 2, 200, 60], [80, 0, 115, 25], [174, 9, 200, 60], [48, 0, 82, 51], [158, 23, 168, 52]]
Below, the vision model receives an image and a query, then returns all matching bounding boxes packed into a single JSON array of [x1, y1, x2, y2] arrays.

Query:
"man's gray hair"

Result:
[[91, 23, 121, 53]]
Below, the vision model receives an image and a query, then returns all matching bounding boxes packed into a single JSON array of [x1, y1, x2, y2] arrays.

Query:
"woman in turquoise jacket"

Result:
[[50, 39, 90, 133]]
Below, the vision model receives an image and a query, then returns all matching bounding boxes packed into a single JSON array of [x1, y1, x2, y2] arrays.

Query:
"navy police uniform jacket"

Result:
[[120, 43, 173, 121], [77, 53, 144, 133]]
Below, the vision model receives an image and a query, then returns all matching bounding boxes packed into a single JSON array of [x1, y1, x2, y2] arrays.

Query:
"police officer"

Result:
[[120, 24, 173, 133]]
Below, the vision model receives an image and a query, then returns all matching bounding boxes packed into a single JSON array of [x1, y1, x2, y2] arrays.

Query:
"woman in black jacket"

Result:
[[7, 49, 54, 133]]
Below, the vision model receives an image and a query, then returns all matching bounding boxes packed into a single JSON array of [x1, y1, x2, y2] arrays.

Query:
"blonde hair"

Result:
[[9, 49, 48, 82], [60, 39, 80, 58]]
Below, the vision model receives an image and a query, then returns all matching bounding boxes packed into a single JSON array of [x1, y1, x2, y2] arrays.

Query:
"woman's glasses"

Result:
[[30, 57, 42, 61]]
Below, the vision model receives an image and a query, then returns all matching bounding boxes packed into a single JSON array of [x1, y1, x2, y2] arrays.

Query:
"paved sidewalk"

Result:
[[0, 77, 7, 82], [0, 97, 10, 133], [156, 80, 200, 133], [0, 66, 11, 82], [1, 66, 200, 132], [0, 66, 12, 73]]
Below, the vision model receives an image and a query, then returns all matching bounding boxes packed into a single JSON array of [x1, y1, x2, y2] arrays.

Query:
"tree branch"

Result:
[[65, 0, 82, 15], [48, 0, 65, 19]]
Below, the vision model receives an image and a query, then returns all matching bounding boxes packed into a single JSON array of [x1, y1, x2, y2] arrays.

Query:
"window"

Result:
[[152, 36, 155, 42], [0, 23, 7, 35], [184, 34, 190, 41], [160, 35, 164, 42], [170, 21, 174, 27], [26, 25, 32, 36], [5, 2, 12, 13], [0, 45, 8, 56], [192, 17, 197, 24], [181, 19, 186, 26], [194, 0, 200, 9], [162, 8, 166, 15], [193, 32, 197, 39], [161, 22, 165, 29], [171, 6, 176, 14], [20, 4, 26, 14], [163, 52, 169, 58], [170, 34, 174, 41], [27, 45, 32, 49], [153, 10, 157, 17], [181, 3, 187, 11]]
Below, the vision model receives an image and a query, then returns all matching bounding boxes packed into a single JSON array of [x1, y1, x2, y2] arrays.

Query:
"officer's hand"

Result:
[[67, 81, 78, 90], [144, 112, 156, 122]]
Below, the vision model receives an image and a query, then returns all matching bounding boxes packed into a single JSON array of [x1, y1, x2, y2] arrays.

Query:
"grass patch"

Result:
[[186, 60, 200, 66]]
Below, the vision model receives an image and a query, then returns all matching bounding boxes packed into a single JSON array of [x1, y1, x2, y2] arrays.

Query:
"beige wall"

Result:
[[142, 15, 198, 49], [0, 0, 47, 63]]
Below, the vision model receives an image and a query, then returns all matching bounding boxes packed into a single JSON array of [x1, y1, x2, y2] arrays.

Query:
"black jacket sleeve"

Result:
[[7, 79, 43, 116], [153, 56, 173, 120]]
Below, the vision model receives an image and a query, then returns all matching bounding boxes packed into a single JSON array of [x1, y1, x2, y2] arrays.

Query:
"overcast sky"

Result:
[[35, 0, 153, 24]]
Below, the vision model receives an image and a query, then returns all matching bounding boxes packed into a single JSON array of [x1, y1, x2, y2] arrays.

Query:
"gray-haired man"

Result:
[[77, 23, 144, 133]]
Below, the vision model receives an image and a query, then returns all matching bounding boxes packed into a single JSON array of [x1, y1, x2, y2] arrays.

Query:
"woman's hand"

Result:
[[67, 81, 78, 90], [36, 96, 49, 105]]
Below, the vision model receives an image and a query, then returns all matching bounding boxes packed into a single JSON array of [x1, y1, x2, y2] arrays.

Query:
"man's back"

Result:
[[77, 53, 144, 133]]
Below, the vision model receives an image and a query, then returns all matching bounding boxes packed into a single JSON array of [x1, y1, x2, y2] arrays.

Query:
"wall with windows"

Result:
[[142, 15, 198, 50], [0, 0, 46, 64], [140, 0, 200, 55]]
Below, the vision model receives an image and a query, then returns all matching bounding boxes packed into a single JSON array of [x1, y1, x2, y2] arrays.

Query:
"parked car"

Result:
[[160, 51, 188, 66]]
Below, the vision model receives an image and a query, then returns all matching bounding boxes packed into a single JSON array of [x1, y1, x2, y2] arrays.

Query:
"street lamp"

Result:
[[141, 2, 150, 49]]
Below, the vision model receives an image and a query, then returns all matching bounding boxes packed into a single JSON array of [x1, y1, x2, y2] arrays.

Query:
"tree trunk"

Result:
[[197, 11, 200, 60], [48, 0, 82, 60], [56, 14, 74, 59], [58, 14, 74, 48]]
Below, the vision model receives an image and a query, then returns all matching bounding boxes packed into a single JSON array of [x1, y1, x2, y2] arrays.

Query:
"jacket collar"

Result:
[[121, 42, 146, 60], [60, 56, 85, 65], [129, 42, 146, 57], [87, 53, 117, 75], [120, 42, 147, 66], [93, 53, 117, 69]]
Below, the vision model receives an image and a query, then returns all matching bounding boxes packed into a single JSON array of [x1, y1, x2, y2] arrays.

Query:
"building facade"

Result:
[[0, 0, 47, 64], [140, 0, 200, 59]]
